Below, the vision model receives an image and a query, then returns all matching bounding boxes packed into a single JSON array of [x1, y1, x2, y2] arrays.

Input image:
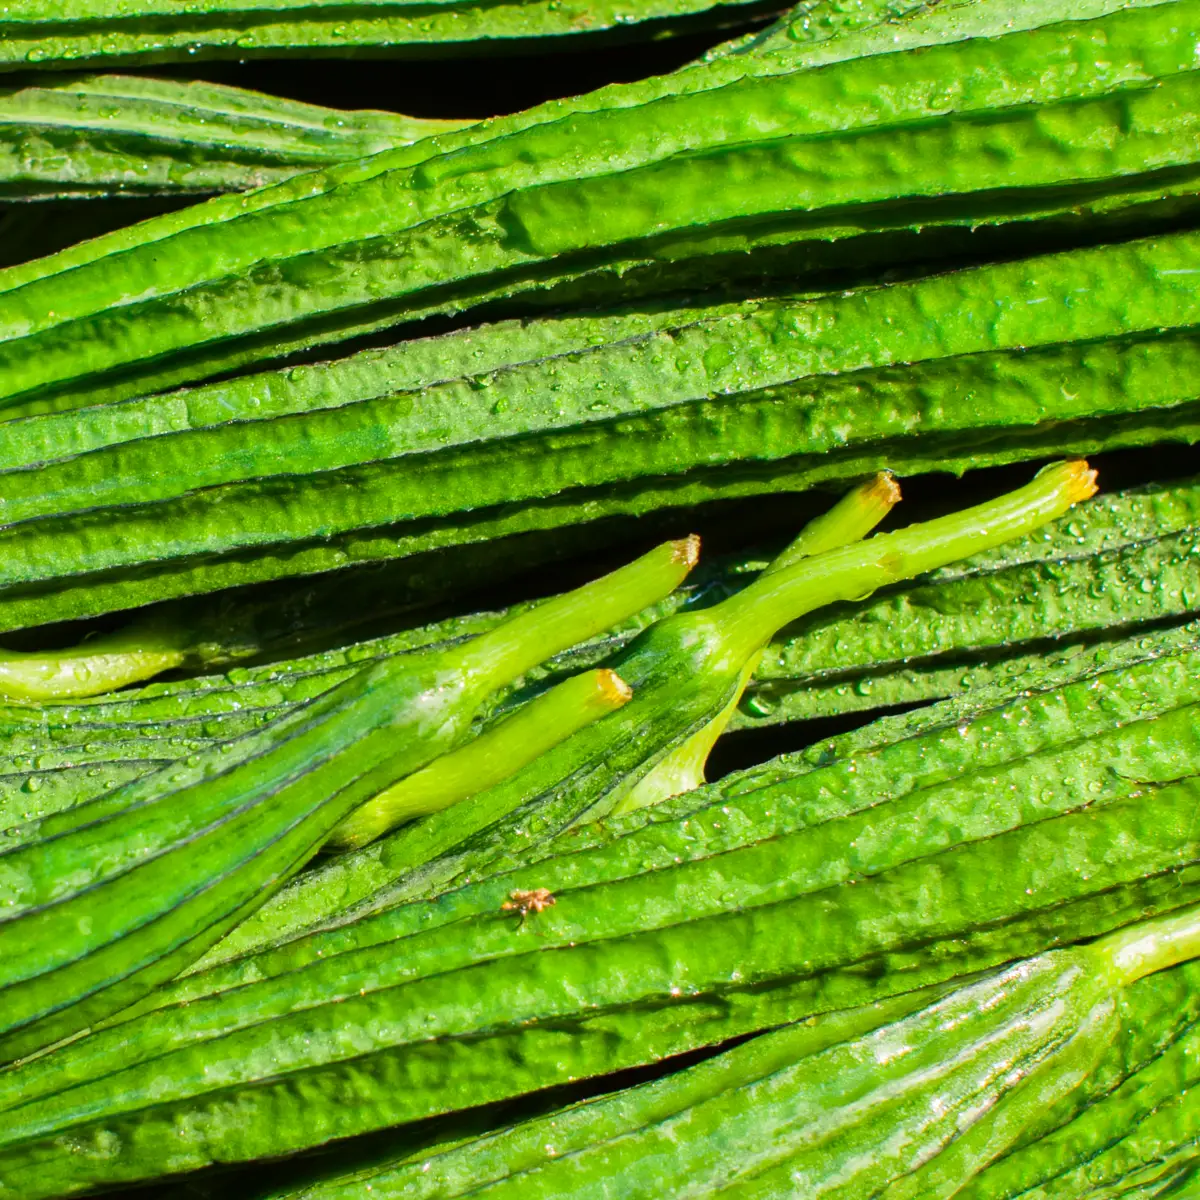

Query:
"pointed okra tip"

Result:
[[867, 470, 902, 508], [597, 668, 634, 705], [671, 534, 702, 569], [1044, 458, 1099, 506]]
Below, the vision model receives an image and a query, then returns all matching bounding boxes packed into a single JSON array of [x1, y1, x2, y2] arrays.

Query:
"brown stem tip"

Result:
[[868, 470, 903, 507], [672, 534, 702, 569], [597, 669, 634, 705], [1065, 459, 1100, 505]]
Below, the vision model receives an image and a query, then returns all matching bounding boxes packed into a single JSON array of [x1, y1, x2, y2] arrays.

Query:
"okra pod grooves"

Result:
[[0, 537, 692, 1062], [612, 462, 1093, 814]]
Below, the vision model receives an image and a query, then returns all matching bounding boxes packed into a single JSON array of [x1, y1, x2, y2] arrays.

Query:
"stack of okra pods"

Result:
[[1, 1, 1200, 1196]]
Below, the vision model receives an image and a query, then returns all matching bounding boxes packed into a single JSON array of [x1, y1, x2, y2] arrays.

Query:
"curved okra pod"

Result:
[[608, 460, 1095, 813], [0, 537, 695, 1062], [0, 75, 470, 200], [260, 905, 1200, 1200], [166, 462, 1097, 972]]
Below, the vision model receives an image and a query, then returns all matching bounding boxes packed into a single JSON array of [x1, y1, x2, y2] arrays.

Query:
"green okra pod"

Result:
[[261, 906, 1200, 1200], [3, 469, 1198, 833], [0, 2, 1196, 420], [0, 75, 469, 200], [4, 223, 1200, 631], [0, 537, 694, 1062], [0, 0, 775, 71]]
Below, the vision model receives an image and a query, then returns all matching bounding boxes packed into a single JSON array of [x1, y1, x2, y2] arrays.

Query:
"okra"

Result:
[[0, 75, 468, 200], [0, 0, 1138, 74], [961, 962, 1200, 1198], [0, 0, 775, 71], [116, 559, 1200, 1015], [0, 538, 693, 1062], [1, 2, 1196, 418], [182, 461, 1091, 963], [261, 907, 1200, 1200], [6, 469, 1199, 833], [6, 224, 1200, 632], [8, 722, 1200, 1199]]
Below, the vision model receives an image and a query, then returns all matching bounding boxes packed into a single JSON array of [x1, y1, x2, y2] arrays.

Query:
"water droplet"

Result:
[[741, 692, 777, 718], [22, 776, 41, 793]]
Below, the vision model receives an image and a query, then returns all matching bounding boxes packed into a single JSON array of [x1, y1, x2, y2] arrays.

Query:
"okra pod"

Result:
[[1, 2, 1196, 419], [0, 75, 468, 200], [0, 539, 693, 1062]]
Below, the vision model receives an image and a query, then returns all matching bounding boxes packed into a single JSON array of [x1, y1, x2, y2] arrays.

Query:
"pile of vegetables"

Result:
[[1, 1, 1199, 1196]]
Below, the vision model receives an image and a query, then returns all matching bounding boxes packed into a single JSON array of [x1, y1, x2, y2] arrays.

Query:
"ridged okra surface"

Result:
[[3, 624, 1197, 1196], [0, 1, 1195, 417], [0, 75, 469, 199], [3, 473, 1198, 832], [3, 229, 1200, 629]]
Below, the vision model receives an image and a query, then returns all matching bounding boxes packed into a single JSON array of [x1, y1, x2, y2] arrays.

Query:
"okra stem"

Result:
[[765, 471, 901, 577], [1103, 902, 1200, 987], [717, 461, 1097, 664], [0, 621, 189, 702], [617, 476, 899, 812], [326, 668, 632, 851], [452, 536, 700, 689]]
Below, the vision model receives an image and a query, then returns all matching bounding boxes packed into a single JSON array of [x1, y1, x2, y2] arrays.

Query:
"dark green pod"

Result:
[[6, 620, 1200, 1196], [5, 223, 1200, 629], [5, 472, 1200, 836], [263, 909, 1200, 1200], [0, 75, 468, 200], [0, 539, 694, 1062], [0, 1, 1196, 419]]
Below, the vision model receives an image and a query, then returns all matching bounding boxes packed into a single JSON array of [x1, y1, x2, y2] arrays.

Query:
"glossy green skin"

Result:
[[263, 985, 956, 1199], [4, 476, 1199, 836], [6, 229, 1200, 632], [743, 476, 1200, 724], [0, 536, 685, 1059], [194, 619, 1200, 967], [0, 1, 1192, 417], [0, 643, 502, 1064], [89, 467, 1098, 968], [263, 951, 1119, 1200], [0, 0, 1141, 72], [0, 75, 467, 199], [959, 960, 1200, 1198], [0, 0, 772, 70], [7, 629, 1199, 1195]]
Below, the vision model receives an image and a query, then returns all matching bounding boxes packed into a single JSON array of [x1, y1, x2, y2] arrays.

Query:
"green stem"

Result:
[[617, 475, 901, 813], [1102, 902, 1200, 987], [325, 668, 632, 850], [715, 460, 1097, 665], [0, 621, 189, 702], [765, 471, 901, 576], [451, 536, 699, 689]]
